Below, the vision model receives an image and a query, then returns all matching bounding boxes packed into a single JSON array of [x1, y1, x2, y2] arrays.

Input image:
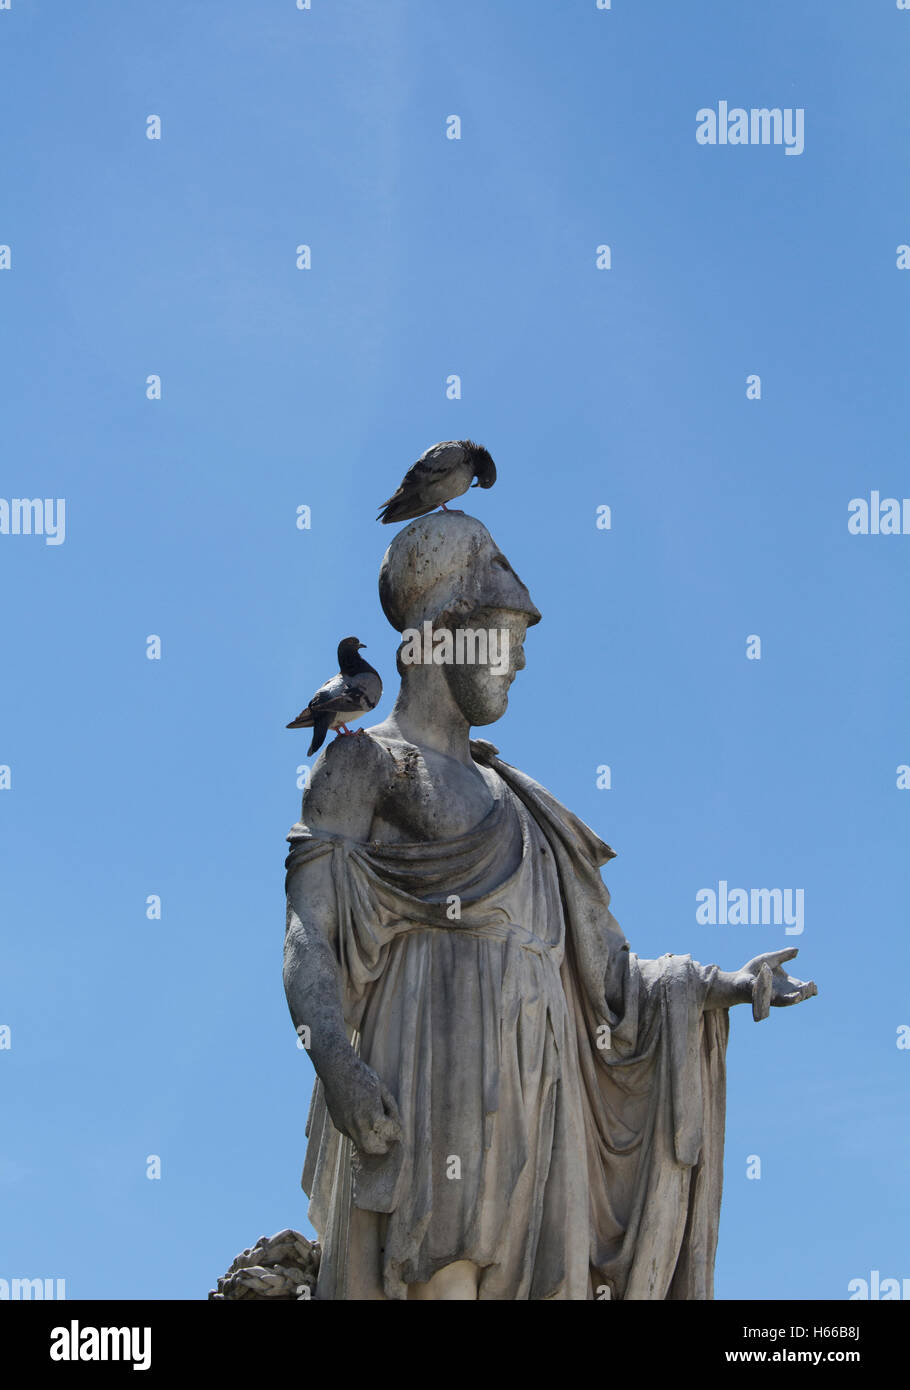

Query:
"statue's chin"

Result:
[[469, 705, 507, 728], [447, 676, 512, 727]]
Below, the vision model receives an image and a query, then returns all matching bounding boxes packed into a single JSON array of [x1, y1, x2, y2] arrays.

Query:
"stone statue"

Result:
[[283, 512, 816, 1300]]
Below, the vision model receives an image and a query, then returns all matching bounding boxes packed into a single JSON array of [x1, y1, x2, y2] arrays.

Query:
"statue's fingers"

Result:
[[774, 979, 817, 1006], [743, 947, 799, 974], [379, 1121, 401, 1148], [377, 1112, 402, 1145], [357, 1128, 391, 1155], [786, 976, 817, 995], [380, 1084, 402, 1127], [767, 947, 799, 967]]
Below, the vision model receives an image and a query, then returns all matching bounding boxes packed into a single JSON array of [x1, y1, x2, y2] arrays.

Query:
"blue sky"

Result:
[[1, 0, 908, 1300]]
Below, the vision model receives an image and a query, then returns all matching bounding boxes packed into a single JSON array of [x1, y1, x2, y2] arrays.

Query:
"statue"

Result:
[[282, 512, 816, 1300]]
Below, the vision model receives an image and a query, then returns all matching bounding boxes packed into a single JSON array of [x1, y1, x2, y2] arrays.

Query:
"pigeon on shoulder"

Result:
[[286, 637, 382, 755]]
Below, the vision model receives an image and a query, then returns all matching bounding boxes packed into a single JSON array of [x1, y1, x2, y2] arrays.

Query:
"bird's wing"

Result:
[[377, 441, 467, 513], [348, 670, 382, 709], [308, 672, 379, 715], [286, 674, 346, 725], [406, 440, 467, 484]]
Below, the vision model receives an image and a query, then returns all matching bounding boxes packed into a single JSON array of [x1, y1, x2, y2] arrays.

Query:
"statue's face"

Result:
[[382, 514, 541, 725], [442, 606, 530, 726]]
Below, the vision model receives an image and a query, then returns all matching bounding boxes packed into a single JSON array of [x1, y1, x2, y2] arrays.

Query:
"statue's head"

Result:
[[379, 513, 541, 725]]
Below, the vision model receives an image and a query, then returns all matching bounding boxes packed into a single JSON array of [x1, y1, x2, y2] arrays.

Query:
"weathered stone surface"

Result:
[[209, 1230, 320, 1301]]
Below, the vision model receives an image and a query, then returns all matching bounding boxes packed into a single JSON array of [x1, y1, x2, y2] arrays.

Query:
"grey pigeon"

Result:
[[286, 637, 382, 755], [377, 439, 496, 524]]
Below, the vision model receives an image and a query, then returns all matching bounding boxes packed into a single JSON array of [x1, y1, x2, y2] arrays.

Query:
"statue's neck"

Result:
[[388, 670, 474, 766]]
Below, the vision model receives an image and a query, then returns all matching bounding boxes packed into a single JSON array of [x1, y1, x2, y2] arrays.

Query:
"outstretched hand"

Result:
[[734, 948, 817, 1020]]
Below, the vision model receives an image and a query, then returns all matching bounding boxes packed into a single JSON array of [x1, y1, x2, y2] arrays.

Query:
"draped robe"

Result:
[[285, 740, 729, 1301]]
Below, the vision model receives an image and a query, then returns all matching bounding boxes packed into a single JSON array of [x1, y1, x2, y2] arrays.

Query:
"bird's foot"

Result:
[[439, 505, 465, 514]]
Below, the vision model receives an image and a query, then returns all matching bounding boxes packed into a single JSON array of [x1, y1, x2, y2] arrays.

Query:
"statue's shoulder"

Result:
[[299, 729, 400, 837]]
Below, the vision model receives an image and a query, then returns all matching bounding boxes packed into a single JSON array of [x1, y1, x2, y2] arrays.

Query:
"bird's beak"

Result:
[[358, 642, 366, 649]]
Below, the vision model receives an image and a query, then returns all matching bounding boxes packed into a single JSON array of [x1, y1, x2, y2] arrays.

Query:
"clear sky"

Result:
[[1, 0, 908, 1301]]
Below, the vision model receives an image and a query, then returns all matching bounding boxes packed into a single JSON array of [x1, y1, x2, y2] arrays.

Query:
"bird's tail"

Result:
[[286, 710, 313, 730], [377, 498, 427, 524], [307, 712, 333, 756]]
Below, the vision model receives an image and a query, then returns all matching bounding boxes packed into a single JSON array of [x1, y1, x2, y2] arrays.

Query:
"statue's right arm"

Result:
[[284, 735, 402, 1155]]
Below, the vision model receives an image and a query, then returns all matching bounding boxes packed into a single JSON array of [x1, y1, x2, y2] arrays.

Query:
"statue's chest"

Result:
[[373, 757, 503, 844]]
